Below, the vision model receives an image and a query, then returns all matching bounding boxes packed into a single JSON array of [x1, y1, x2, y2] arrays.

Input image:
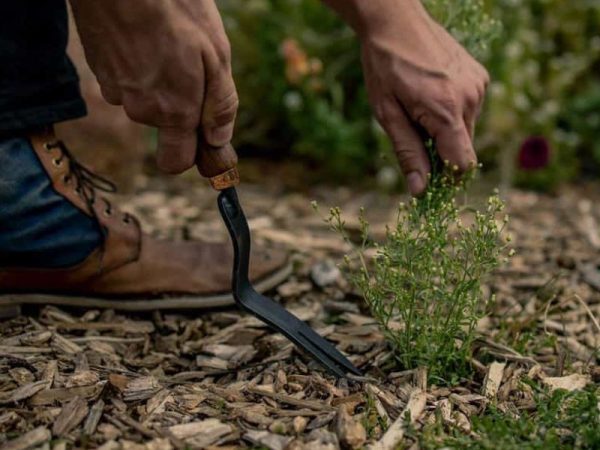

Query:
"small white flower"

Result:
[[283, 91, 303, 111], [377, 166, 399, 189]]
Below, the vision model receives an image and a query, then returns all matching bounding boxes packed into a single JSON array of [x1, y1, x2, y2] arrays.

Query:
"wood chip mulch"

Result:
[[1, 179, 599, 449]]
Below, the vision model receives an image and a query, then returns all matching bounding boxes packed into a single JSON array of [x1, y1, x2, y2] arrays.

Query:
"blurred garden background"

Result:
[[61, 0, 600, 192], [3, 3, 600, 448]]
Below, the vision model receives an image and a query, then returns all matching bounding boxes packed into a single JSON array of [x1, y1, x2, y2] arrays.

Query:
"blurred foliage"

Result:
[[220, 0, 496, 181], [221, 0, 600, 189], [481, 0, 600, 190], [421, 0, 499, 60], [220, 0, 372, 179]]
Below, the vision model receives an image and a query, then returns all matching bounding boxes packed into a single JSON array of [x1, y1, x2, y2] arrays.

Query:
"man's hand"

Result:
[[69, 0, 238, 174], [323, 0, 489, 195]]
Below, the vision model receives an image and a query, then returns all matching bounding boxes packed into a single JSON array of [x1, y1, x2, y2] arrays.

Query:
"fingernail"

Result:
[[207, 123, 234, 147], [407, 171, 425, 196]]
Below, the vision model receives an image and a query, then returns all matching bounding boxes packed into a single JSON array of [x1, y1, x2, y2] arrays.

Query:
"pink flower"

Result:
[[518, 136, 551, 170]]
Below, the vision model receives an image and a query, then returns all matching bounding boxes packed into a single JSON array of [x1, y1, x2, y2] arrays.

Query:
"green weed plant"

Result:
[[323, 160, 510, 380]]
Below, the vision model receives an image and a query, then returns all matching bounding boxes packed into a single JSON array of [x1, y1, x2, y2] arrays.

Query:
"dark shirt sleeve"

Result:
[[0, 0, 86, 133]]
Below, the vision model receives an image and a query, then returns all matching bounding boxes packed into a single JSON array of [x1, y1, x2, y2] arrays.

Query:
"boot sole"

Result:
[[0, 262, 292, 318]]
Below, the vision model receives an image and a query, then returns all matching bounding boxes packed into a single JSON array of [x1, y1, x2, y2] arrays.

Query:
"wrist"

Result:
[[323, 0, 431, 40]]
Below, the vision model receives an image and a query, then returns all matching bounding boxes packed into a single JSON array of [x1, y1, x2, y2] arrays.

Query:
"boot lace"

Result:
[[45, 140, 133, 230]]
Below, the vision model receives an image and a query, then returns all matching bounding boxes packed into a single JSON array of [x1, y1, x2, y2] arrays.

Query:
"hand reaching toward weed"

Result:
[[323, 0, 489, 195]]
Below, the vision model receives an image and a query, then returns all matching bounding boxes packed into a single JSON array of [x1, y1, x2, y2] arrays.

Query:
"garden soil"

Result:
[[0, 175, 598, 449]]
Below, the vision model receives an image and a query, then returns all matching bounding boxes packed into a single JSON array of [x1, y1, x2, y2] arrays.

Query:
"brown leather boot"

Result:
[[0, 128, 291, 317]]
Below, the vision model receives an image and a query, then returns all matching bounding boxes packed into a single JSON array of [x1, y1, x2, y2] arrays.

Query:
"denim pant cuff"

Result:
[[0, 136, 102, 268]]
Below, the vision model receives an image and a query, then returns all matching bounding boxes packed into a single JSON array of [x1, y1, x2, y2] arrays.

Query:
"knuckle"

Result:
[[213, 37, 232, 65], [420, 104, 455, 131], [123, 102, 151, 124], [415, 85, 461, 131], [99, 84, 122, 105], [413, 108, 433, 132], [206, 90, 239, 127], [162, 108, 198, 129], [154, 96, 199, 128], [475, 64, 490, 92], [122, 91, 163, 125], [436, 108, 459, 128], [375, 99, 397, 127], [476, 83, 486, 100], [373, 104, 386, 123], [480, 66, 491, 86], [437, 92, 460, 119], [381, 105, 396, 124], [395, 147, 419, 173], [465, 89, 481, 111], [122, 91, 200, 129]]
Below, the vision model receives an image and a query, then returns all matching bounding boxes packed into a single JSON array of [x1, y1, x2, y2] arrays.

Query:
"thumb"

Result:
[[201, 68, 239, 147], [156, 127, 197, 174], [381, 105, 431, 196]]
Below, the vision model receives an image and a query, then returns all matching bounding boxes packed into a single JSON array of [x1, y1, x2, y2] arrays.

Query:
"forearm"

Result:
[[321, 0, 432, 39]]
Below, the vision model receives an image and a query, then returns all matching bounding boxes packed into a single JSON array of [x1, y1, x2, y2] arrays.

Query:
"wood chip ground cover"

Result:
[[1, 179, 599, 449]]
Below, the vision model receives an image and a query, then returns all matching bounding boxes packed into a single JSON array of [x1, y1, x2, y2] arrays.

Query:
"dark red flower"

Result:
[[518, 136, 551, 170]]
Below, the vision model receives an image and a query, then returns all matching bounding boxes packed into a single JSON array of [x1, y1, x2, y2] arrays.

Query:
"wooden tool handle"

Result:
[[196, 140, 240, 190]]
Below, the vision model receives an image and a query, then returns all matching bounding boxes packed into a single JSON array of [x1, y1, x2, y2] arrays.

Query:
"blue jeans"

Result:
[[0, 137, 102, 268]]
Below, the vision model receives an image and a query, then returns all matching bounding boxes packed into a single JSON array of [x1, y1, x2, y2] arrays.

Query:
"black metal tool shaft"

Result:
[[217, 187, 361, 377]]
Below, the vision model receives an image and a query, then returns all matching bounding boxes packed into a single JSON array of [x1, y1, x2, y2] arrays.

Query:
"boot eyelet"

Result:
[[62, 175, 71, 184], [52, 158, 62, 167], [122, 216, 131, 224], [43, 142, 53, 152], [103, 209, 112, 217]]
